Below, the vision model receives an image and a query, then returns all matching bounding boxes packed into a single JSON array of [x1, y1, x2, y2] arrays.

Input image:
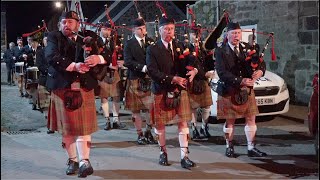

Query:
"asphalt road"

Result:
[[1, 62, 318, 179]]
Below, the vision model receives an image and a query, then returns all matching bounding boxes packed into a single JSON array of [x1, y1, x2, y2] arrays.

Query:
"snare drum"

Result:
[[15, 62, 25, 75], [120, 66, 128, 81], [26, 67, 40, 82]]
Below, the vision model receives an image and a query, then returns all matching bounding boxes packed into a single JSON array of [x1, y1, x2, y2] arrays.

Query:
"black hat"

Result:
[[132, 18, 146, 27], [59, 11, 79, 21], [159, 16, 175, 27], [227, 22, 241, 31], [102, 21, 112, 29], [17, 37, 23, 41]]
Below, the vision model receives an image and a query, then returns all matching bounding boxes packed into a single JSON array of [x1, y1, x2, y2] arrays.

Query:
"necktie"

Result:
[[234, 45, 239, 57], [140, 39, 145, 49], [168, 43, 173, 61]]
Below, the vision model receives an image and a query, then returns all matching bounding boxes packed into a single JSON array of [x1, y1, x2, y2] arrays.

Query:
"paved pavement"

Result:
[[1, 62, 317, 179]]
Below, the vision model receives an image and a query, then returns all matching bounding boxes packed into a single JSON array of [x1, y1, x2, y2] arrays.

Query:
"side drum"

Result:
[[26, 67, 40, 83], [15, 62, 25, 75]]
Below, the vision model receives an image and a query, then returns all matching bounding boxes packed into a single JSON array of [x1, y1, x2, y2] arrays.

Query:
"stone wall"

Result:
[[190, 0, 319, 105]]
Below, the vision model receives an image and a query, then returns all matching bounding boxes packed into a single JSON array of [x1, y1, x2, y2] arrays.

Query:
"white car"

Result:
[[208, 70, 290, 120]]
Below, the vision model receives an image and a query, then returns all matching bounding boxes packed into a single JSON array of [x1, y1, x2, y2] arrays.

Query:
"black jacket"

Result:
[[146, 40, 196, 94], [35, 47, 48, 86], [124, 36, 154, 80], [45, 30, 104, 91], [215, 42, 266, 95], [3, 48, 15, 68]]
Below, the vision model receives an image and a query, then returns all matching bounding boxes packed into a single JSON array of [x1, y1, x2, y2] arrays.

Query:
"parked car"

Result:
[[307, 73, 318, 158], [198, 70, 290, 122]]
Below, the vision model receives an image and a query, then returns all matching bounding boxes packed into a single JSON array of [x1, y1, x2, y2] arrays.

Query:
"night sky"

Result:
[[2, 1, 194, 46]]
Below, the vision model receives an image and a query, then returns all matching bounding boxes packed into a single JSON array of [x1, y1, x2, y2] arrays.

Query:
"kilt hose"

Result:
[[125, 79, 152, 112], [26, 84, 38, 105], [150, 90, 192, 127], [217, 87, 259, 120], [188, 80, 213, 109], [16, 75, 24, 93], [98, 70, 121, 98], [47, 88, 98, 136], [38, 84, 51, 109]]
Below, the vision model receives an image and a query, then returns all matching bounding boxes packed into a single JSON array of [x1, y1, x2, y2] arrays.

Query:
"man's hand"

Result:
[[13, 56, 16, 60], [117, 60, 124, 68], [75, 62, 90, 74], [186, 68, 198, 82], [205, 70, 215, 79], [172, 76, 188, 89], [22, 54, 27, 60], [241, 78, 255, 87], [252, 70, 263, 80], [84, 55, 100, 67], [109, 64, 118, 70]]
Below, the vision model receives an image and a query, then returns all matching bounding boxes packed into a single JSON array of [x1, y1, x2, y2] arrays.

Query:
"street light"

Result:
[[55, 2, 62, 9]]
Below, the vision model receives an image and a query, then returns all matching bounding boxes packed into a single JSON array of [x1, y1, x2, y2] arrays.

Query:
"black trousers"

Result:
[[6, 64, 14, 84]]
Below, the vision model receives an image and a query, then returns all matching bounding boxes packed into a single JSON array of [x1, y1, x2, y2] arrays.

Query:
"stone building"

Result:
[[190, 0, 318, 105]]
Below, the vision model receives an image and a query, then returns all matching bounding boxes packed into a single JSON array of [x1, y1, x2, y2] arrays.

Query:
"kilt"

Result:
[[38, 84, 51, 109], [217, 88, 259, 120], [98, 70, 121, 98], [150, 90, 192, 127], [188, 80, 213, 109], [125, 79, 152, 112], [47, 88, 98, 136]]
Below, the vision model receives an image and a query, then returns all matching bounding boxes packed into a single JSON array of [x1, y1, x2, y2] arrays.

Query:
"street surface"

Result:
[[1, 62, 318, 179]]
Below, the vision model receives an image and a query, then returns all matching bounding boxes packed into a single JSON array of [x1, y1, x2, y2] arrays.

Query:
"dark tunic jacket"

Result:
[[215, 42, 266, 96], [45, 30, 106, 91], [146, 40, 196, 94]]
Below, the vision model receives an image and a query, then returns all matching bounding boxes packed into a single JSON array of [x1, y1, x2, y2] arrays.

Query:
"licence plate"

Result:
[[256, 98, 275, 105]]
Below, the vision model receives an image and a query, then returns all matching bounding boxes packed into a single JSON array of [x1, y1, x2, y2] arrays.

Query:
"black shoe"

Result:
[[181, 156, 196, 169], [32, 104, 37, 110], [191, 128, 201, 140], [137, 135, 148, 145], [104, 122, 112, 131], [20, 92, 24, 97], [248, 148, 267, 157], [144, 130, 157, 144], [47, 129, 54, 134], [66, 159, 79, 175], [225, 146, 235, 158], [200, 124, 211, 138], [112, 122, 127, 130], [78, 160, 94, 178], [159, 152, 169, 166]]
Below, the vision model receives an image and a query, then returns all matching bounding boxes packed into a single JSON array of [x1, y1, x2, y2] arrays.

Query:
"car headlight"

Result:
[[280, 82, 288, 93]]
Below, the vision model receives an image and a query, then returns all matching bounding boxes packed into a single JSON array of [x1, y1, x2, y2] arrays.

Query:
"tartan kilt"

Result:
[[47, 88, 98, 136], [125, 79, 152, 112], [217, 88, 259, 120], [188, 80, 213, 109], [150, 90, 192, 127], [98, 70, 121, 98], [38, 84, 51, 109]]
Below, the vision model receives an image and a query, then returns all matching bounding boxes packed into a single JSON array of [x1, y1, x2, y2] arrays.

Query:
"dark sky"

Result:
[[2, 1, 195, 45]]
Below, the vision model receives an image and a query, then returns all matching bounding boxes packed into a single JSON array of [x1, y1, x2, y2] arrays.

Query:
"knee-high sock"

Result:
[[201, 107, 211, 128], [112, 97, 120, 122], [190, 109, 197, 130], [244, 125, 257, 150], [101, 98, 110, 121], [133, 113, 143, 135], [178, 127, 189, 159], [154, 127, 166, 153], [62, 135, 78, 162], [144, 112, 152, 131], [76, 135, 91, 166], [223, 123, 234, 148]]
